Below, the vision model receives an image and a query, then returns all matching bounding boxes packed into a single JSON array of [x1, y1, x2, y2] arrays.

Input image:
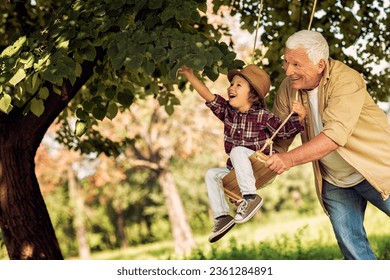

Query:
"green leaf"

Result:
[[20, 52, 34, 69], [143, 60, 155, 75], [106, 103, 118, 120], [210, 46, 223, 61], [57, 40, 69, 50], [38, 87, 49, 100], [82, 100, 94, 111], [53, 86, 62, 95], [31, 72, 40, 92], [169, 95, 180, 106], [0, 36, 26, 58], [198, 2, 207, 13], [117, 89, 134, 107], [75, 63, 82, 77], [165, 104, 174, 115], [14, 84, 24, 101], [41, 68, 62, 85], [76, 108, 89, 120], [123, 53, 144, 69], [0, 94, 13, 113], [175, 2, 192, 20], [79, 44, 96, 61], [92, 106, 107, 120], [0, 72, 12, 84], [160, 6, 176, 23], [151, 46, 167, 62], [185, 54, 208, 71], [9, 68, 26, 86], [75, 120, 87, 137], [33, 53, 50, 71], [30, 98, 45, 117], [204, 66, 219, 81], [105, 86, 117, 99], [108, 45, 125, 70], [168, 59, 180, 81], [147, 0, 163, 10]]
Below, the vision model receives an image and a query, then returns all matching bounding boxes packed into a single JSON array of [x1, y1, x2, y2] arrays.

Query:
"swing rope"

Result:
[[307, 0, 318, 30], [252, 0, 318, 158], [251, 0, 264, 64], [222, 0, 319, 200]]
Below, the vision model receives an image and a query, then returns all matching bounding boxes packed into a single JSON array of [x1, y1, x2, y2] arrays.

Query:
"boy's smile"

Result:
[[228, 75, 252, 112]]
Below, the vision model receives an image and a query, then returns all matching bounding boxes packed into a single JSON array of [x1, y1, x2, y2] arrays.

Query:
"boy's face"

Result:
[[228, 75, 252, 112]]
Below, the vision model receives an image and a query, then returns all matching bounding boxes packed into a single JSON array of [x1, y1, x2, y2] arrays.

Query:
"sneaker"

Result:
[[234, 195, 263, 223], [208, 215, 235, 243]]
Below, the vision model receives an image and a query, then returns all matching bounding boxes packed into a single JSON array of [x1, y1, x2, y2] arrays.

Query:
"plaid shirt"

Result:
[[206, 94, 304, 169]]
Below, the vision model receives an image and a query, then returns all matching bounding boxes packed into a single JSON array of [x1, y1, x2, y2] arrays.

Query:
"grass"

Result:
[[88, 204, 389, 260]]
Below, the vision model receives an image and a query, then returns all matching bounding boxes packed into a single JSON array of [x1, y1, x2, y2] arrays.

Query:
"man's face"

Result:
[[283, 48, 325, 90]]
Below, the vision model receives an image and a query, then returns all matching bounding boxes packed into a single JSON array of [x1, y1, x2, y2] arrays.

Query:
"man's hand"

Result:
[[265, 153, 294, 174], [292, 100, 306, 123]]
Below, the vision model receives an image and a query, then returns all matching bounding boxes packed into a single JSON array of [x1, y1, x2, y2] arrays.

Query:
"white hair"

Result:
[[286, 30, 329, 64]]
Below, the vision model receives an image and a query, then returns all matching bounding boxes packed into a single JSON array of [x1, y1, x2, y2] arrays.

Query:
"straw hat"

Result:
[[227, 64, 271, 100]]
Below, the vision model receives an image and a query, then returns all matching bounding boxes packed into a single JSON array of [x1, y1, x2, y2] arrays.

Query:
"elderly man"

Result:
[[266, 30, 390, 259]]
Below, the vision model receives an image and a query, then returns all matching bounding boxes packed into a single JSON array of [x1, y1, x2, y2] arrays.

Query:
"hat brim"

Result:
[[227, 69, 263, 99], [227, 69, 242, 83]]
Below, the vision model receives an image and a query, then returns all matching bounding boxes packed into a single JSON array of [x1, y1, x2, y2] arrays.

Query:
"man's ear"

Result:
[[318, 59, 326, 73]]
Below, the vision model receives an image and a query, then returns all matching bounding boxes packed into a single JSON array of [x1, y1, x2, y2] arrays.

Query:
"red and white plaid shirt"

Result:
[[206, 94, 304, 169]]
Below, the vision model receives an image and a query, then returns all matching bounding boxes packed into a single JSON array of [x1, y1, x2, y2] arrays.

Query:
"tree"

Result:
[[0, 0, 243, 259], [1, 0, 388, 260], [214, 0, 389, 102]]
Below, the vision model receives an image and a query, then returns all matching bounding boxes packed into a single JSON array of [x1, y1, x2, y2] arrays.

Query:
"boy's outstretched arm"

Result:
[[179, 66, 215, 102]]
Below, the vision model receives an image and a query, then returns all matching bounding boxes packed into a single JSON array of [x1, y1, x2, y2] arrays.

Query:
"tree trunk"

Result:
[[67, 166, 90, 259], [158, 169, 195, 256], [0, 57, 98, 259], [117, 208, 129, 249], [0, 137, 63, 259]]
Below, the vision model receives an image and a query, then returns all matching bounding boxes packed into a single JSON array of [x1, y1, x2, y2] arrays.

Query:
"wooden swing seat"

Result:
[[222, 150, 277, 202]]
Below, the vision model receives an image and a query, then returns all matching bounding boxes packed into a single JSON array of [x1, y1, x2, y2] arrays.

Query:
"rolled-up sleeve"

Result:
[[322, 71, 366, 146]]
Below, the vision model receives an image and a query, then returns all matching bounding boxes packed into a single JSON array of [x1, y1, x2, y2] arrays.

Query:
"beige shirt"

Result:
[[307, 87, 365, 187], [273, 58, 390, 211]]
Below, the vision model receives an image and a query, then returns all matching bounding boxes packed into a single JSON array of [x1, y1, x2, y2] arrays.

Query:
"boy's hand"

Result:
[[178, 66, 193, 78], [292, 101, 306, 122]]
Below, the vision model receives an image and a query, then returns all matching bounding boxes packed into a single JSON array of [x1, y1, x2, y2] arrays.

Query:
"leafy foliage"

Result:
[[0, 0, 244, 153], [213, 0, 389, 103]]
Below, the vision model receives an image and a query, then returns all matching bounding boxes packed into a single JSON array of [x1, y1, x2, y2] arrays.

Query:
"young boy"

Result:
[[179, 64, 306, 242]]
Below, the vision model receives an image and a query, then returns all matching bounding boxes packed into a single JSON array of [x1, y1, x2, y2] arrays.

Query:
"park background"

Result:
[[0, 0, 389, 260]]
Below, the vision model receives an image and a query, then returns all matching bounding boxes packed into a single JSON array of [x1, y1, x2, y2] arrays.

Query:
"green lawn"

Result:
[[89, 204, 389, 260]]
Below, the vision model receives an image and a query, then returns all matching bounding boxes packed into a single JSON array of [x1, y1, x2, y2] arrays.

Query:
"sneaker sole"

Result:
[[208, 220, 235, 243], [234, 197, 264, 224]]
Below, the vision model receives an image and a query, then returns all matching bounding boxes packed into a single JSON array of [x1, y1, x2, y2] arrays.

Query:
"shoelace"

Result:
[[236, 199, 249, 216]]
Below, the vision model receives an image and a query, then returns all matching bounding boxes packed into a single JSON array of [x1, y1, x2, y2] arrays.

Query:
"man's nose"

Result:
[[284, 64, 294, 76]]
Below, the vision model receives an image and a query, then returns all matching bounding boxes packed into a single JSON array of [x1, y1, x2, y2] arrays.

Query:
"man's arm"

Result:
[[265, 132, 339, 174]]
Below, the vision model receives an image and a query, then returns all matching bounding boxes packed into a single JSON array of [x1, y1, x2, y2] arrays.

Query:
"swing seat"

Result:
[[222, 151, 277, 202]]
